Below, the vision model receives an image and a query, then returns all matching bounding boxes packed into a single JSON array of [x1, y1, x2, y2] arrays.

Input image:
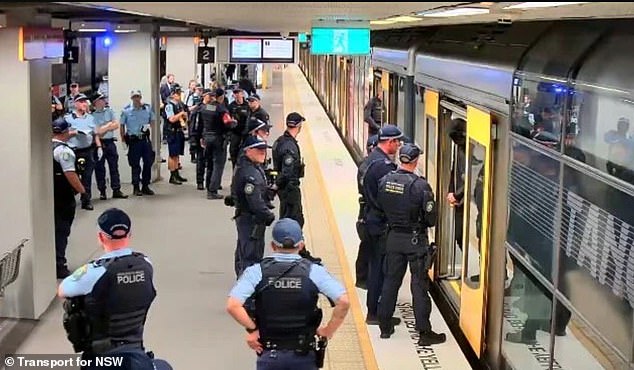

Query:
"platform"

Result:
[[8, 65, 472, 370]]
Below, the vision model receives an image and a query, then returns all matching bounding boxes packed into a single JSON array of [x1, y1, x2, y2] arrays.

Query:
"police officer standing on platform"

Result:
[[230, 136, 276, 277], [226, 218, 350, 370], [189, 88, 214, 190], [66, 93, 100, 211], [228, 87, 250, 169], [354, 134, 379, 289], [164, 85, 189, 185], [52, 117, 86, 279], [58, 208, 171, 370], [375, 143, 446, 345], [92, 93, 128, 200], [247, 94, 270, 126], [360, 125, 403, 326], [120, 90, 156, 197]]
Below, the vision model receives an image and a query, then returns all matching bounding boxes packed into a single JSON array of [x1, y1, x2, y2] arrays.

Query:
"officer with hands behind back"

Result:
[[375, 143, 446, 345], [58, 208, 172, 370], [227, 218, 350, 370]]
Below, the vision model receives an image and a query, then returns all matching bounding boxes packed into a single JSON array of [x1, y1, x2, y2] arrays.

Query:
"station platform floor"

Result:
[[7, 65, 472, 370]]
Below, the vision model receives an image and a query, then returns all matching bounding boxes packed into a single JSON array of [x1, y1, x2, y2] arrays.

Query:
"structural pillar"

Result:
[[0, 12, 57, 319], [166, 37, 197, 86]]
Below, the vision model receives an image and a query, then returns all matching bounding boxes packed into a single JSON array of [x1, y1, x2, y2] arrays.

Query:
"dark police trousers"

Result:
[[74, 146, 95, 203], [81, 349, 173, 370], [54, 199, 76, 269], [194, 145, 207, 186], [378, 231, 432, 332], [203, 134, 227, 193], [95, 139, 122, 192], [127, 137, 155, 187], [257, 350, 317, 370], [366, 232, 387, 317], [355, 220, 370, 286], [234, 214, 265, 277], [278, 184, 304, 227], [229, 133, 246, 168]]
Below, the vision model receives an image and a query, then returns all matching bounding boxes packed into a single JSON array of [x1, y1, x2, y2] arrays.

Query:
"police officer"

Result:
[[120, 90, 156, 197], [201, 87, 235, 199], [226, 218, 350, 370], [228, 87, 250, 168], [375, 144, 446, 345], [164, 85, 189, 185], [354, 134, 379, 289], [58, 208, 171, 370], [360, 125, 403, 326], [64, 82, 80, 113], [231, 136, 276, 277], [363, 86, 385, 136], [247, 94, 270, 126], [66, 93, 100, 211], [92, 93, 127, 200], [52, 117, 87, 279], [448, 118, 467, 251], [189, 88, 214, 190]]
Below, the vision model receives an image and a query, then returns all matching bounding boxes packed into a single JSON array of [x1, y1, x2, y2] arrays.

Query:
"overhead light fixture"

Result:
[[419, 7, 490, 17], [114, 24, 140, 33], [504, 2, 588, 9], [78, 28, 107, 32], [370, 20, 397, 25], [370, 15, 421, 25]]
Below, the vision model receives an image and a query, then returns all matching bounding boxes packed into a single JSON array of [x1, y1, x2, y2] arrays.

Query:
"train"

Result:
[[299, 18, 634, 370]]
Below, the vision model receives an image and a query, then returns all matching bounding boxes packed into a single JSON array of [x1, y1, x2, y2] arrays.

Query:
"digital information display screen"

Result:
[[262, 39, 294, 62], [230, 37, 295, 63], [230, 38, 262, 62]]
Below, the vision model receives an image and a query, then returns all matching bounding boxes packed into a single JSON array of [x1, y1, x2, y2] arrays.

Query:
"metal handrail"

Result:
[[0, 238, 27, 298]]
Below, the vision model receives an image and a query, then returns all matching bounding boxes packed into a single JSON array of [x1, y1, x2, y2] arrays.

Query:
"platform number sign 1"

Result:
[[197, 46, 215, 63], [63, 46, 79, 64]]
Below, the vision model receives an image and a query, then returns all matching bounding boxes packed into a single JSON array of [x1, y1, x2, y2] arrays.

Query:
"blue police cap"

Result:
[[286, 112, 305, 127], [272, 218, 304, 248], [243, 136, 268, 151], [52, 117, 71, 133], [170, 85, 182, 95], [73, 93, 89, 103], [366, 135, 378, 149], [92, 93, 107, 103], [97, 208, 131, 239], [378, 125, 403, 141], [247, 94, 261, 102], [215, 88, 225, 96], [202, 88, 213, 96], [247, 117, 272, 134], [399, 143, 421, 164]]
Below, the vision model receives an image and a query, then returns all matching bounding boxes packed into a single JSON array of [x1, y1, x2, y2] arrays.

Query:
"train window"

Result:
[[506, 140, 560, 281], [511, 77, 567, 150], [463, 139, 486, 288], [414, 85, 425, 170], [396, 77, 406, 132]]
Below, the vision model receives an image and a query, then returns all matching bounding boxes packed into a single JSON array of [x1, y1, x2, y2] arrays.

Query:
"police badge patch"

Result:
[[284, 156, 294, 166], [72, 265, 88, 281], [244, 183, 255, 195], [426, 201, 435, 212]]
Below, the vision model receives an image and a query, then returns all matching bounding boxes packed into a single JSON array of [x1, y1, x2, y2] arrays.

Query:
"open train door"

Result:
[[458, 105, 495, 357]]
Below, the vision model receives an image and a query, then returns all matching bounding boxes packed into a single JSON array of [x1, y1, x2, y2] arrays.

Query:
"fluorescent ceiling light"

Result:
[[114, 29, 137, 33], [504, 2, 588, 9], [78, 28, 107, 32], [420, 7, 490, 17], [370, 20, 397, 25], [386, 16, 421, 22]]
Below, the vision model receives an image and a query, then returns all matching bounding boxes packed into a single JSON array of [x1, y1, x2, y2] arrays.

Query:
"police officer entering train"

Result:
[[228, 87, 250, 169], [58, 208, 171, 370], [52, 117, 86, 279], [120, 90, 156, 196], [230, 136, 276, 277], [226, 218, 350, 370], [376, 143, 446, 346]]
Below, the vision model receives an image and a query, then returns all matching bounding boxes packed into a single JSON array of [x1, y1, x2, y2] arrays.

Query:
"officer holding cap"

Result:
[[360, 124, 403, 326], [228, 87, 250, 169], [354, 134, 379, 289], [65, 93, 100, 211], [52, 117, 87, 278], [57, 208, 171, 370], [230, 136, 276, 277], [120, 90, 156, 196], [92, 93, 127, 201], [226, 218, 350, 370], [375, 143, 446, 345]]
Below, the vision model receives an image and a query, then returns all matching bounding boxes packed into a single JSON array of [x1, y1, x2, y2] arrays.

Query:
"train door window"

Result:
[[397, 76, 406, 132], [415, 85, 426, 175], [389, 73, 399, 124], [462, 139, 486, 288]]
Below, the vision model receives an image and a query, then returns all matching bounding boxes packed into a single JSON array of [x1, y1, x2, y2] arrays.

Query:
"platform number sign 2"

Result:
[[197, 46, 215, 63]]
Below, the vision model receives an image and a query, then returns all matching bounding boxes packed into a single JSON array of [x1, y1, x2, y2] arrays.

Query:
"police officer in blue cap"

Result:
[[354, 134, 379, 289], [375, 143, 446, 345], [189, 88, 215, 190], [227, 218, 350, 370], [230, 136, 276, 277], [228, 87, 250, 169], [163, 85, 189, 185], [359, 124, 403, 326], [58, 208, 171, 370], [52, 117, 87, 278]]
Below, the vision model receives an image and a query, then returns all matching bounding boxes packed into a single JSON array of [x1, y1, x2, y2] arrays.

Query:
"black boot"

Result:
[[169, 171, 182, 185], [197, 183, 205, 191], [142, 185, 155, 195], [175, 170, 188, 182], [380, 323, 395, 339], [81, 201, 94, 210], [133, 185, 143, 196], [99, 191, 107, 200], [418, 330, 447, 346], [112, 189, 128, 199], [366, 314, 401, 326]]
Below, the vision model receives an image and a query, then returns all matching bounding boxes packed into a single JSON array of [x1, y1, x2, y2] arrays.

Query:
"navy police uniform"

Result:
[[354, 134, 379, 288], [229, 219, 346, 370], [246, 94, 270, 128], [228, 88, 251, 168], [188, 88, 214, 189], [375, 144, 446, 345], [360, 126, 401, 321], [231, 137, 276, 277], [59, 208, 171, 370], [120, 90, 156, 195]]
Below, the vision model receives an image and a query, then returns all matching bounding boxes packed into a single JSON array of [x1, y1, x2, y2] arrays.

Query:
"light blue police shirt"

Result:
[[229, 253, 346, 304], [92, 108, 116, 139], [65, 112, 96, 149], [121, 104, 155, 136], [59, 248, 152, 298]]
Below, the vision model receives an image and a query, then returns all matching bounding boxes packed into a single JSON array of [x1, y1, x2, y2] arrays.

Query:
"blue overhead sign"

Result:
[[310, 27, 370, 55], [298, 33, 307, 43]]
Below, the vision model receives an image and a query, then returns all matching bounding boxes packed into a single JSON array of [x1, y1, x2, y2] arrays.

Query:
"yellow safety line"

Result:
[[282, 68, 379, 370]]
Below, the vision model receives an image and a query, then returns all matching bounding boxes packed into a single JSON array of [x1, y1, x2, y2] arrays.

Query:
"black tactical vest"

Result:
[[84, 252, 156, 353], [166, 100, 186, 132], [378, 171, 425, 230], [53, 141, 77, 205], [255, 258, 320, 345]]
